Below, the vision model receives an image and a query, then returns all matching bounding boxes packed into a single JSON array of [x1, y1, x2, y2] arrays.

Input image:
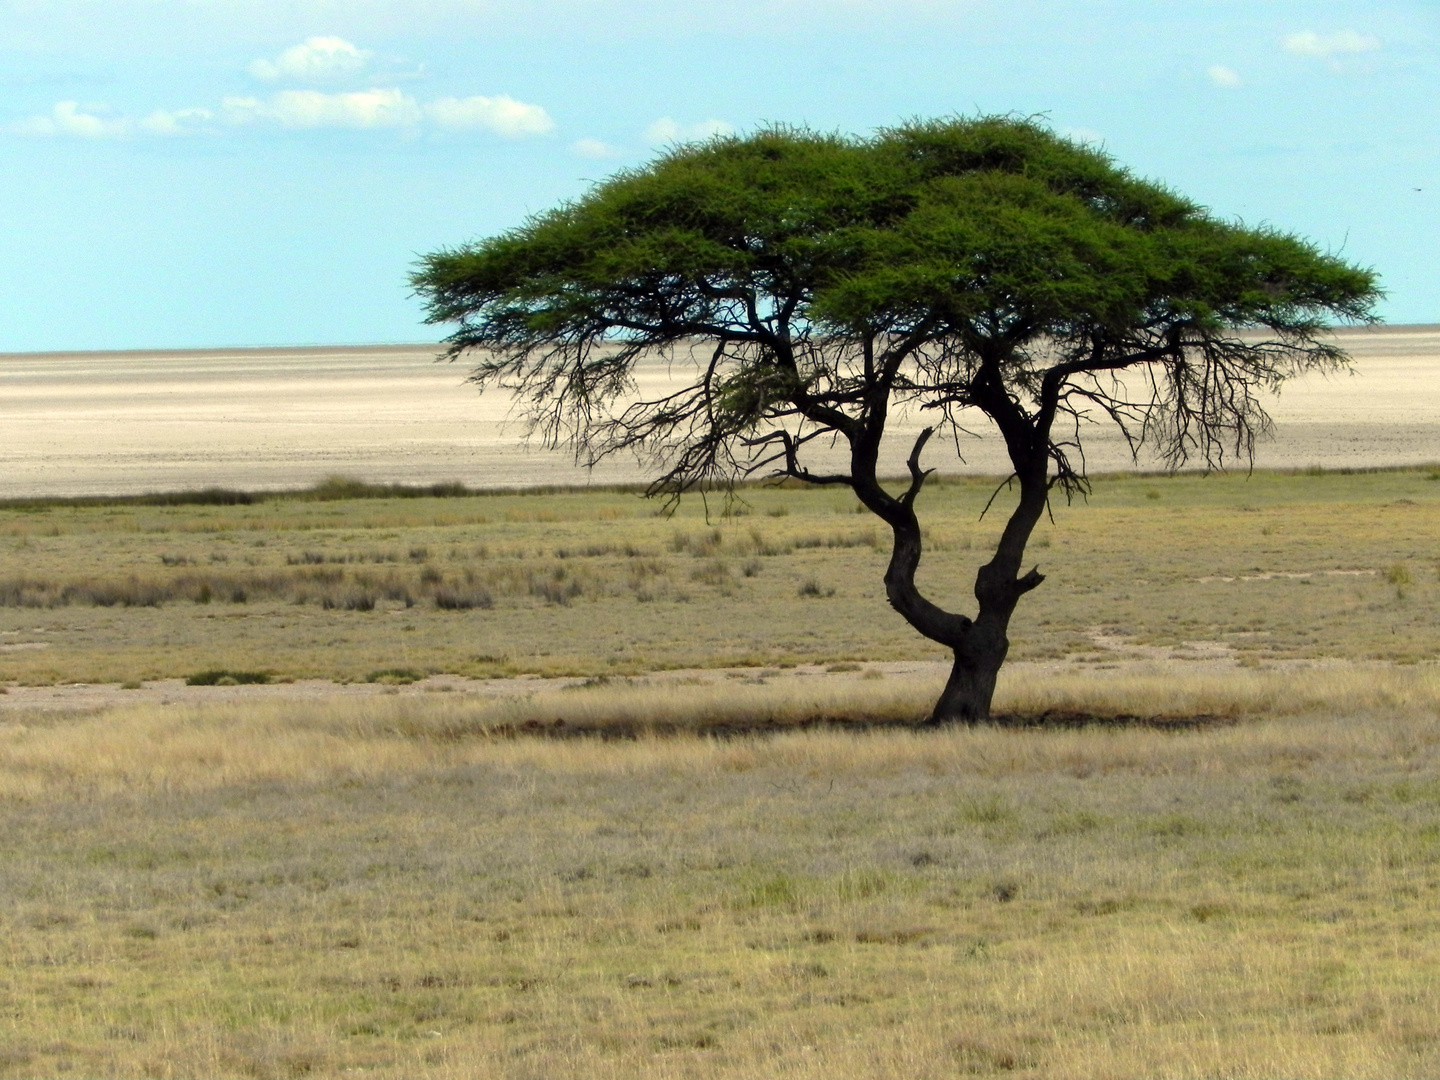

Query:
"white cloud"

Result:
[[137, 108, 214, 135], [15, 100, 131, 138], [14, 87, 553, 140], [425, 95, 555, 136], [224, 88, 422, 129], [1207, 65, 1243, 88], [645, 116, 736, 144], [12, 100, 211, 138], [572, 136, 621, 158], [248, 36, 372, 82], [1282, 30, 1381, 58]]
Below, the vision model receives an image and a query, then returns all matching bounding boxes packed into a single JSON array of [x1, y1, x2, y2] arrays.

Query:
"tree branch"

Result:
[[899, 426, 936, 509]]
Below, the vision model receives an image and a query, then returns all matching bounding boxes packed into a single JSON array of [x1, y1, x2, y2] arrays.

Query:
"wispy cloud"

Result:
[[17, 89, 553, 140], [645, 117, 735, 144], [1207, 65, 1243, 88], [224, 88, 421, 129], [1282, 30, 1380, 59], [136, 108, 215, 135], [13, 101, 212, 138], [425, 95, 555, 136], [11, 31, 564, 143], [13, 101, 128, 138], [572, 136, 621, 158], [12, 33, 554, 142], [248, 37, 372, 82]]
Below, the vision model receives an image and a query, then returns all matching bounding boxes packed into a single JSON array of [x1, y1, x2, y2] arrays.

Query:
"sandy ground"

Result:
[[2, 325, 1439, 499], [0, 663, 936, 715], [2, 328, 1435, 711], [0, 649, 1388, 717]]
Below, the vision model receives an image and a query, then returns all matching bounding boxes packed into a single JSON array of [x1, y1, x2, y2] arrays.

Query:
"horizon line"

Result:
[[5, 322, 1440, 360]]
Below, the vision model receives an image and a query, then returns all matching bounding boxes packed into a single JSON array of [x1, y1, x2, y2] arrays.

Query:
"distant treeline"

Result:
[[0, 476, 651, 511], [2, 464, 1438, 512]]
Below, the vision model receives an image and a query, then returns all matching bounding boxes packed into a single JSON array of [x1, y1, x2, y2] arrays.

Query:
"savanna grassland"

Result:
[[2, 467, 1439, 686], [3, 468, 1440, 1078], [6, 694, 1440, 1078]]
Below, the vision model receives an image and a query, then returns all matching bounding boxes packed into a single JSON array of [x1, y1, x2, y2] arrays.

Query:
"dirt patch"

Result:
[[0, 653, 1392, 735], [0, 663, 943, 715], [3, 326, 1439, 498]]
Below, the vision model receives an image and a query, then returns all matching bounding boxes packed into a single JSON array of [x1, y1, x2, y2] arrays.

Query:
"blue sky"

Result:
[[1, 0, 1434, 351]]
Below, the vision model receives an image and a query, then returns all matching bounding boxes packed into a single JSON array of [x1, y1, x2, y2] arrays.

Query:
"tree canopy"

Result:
[[413, 116, 1381, 722]]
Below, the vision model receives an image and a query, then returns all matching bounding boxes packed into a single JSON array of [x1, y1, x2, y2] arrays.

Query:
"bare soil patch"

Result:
[[0, 652, 1396, 737], [2, 325, 1438, 498]]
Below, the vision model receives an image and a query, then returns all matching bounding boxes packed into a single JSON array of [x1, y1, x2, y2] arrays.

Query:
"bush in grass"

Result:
[[434, 586, 494, 611], [186, 669, 272, 686], [366, 667, 425, 685]]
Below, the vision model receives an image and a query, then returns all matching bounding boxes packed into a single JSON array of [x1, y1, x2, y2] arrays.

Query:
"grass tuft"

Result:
[[184, 669, 272, 687], [366, 667, 425, 685]]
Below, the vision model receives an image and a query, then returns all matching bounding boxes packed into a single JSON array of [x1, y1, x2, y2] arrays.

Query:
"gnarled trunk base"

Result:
[[922, 639, 1007, 725]]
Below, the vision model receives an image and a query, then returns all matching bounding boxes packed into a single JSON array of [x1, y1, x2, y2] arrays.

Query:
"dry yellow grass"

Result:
[[3, 686, 1440, 1077], [4, 470, 1440, 1077], [2, 466, 1440, 685], [2, 664, 1439, 795], [6, 662, 1439, 790]]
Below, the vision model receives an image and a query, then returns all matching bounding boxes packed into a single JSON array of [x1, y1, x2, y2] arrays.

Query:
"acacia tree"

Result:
[[413, 117, 1380, 723]]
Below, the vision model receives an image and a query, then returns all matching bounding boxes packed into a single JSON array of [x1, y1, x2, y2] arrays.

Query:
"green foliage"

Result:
[[430, 116, 1374, 334], [414, 115, 1379, 495]]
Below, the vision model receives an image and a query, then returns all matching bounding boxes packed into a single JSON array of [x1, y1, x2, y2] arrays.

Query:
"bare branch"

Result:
[[978, 474, 1017, 522], [899, 427, 937, 509]]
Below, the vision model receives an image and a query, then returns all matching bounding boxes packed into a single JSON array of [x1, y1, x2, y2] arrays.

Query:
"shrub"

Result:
[[186, 669, 272, 686], [60, 579, 168, 607], [692, 528, 724, 556], [794, 531, 877, 550], [366, 667, 424, 685], [690, 560, 731, 586], [434, 587, 493, 611], [530, 578, 582, 606], [0, 579, 60, 607], [382, 584, 415, 608]]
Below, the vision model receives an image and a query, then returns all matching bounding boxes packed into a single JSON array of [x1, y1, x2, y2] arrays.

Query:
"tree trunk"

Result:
[[849, 415, 1048, 727], [923, 620, 1010, 725]]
